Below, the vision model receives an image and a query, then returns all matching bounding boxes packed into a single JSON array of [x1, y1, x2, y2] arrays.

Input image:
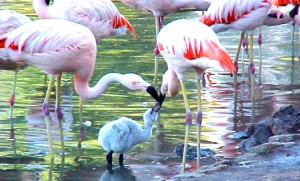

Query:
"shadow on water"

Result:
[[1, 0, 300, 180]]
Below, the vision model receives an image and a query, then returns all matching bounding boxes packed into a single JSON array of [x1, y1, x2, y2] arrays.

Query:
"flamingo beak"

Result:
[[146, 86, 165, 112]]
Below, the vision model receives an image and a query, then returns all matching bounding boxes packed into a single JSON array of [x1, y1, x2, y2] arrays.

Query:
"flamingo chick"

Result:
[[0, 10, 31, 124], [0, 18, 152, 122], [98, 107, 161, 172], [98, 86, 164, 172], [157, 19, 236, 172]]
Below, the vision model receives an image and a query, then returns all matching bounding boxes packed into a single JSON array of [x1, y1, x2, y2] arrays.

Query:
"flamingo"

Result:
[[200, 0, 272, 122], [32, 0, 136, 43], [156, 19, 236, 172], [0, 19, 153, 157], [32, 0, 137, 119], [98, 87, 164, 173], [0, 10, 31, 127], [120, 0, 212, 83]]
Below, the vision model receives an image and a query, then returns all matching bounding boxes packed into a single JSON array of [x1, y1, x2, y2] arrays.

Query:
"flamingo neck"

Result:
[[32, 0, 51, 19], [137, 119, 155, 144], [74, 73, 129, 100]]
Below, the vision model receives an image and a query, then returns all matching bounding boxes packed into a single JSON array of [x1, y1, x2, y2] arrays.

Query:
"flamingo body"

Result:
[[33, 0, 136, 42], [200, 0, 271, 33], [121, 0, 211, 16], [98, 108, 158, 154], [157, 19, 236, 78]]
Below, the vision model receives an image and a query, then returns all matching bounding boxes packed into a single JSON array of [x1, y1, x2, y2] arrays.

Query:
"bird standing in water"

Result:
[[0, 10, 31, 126], [157, 19, 236, 172], [98, 86, 164, 173]]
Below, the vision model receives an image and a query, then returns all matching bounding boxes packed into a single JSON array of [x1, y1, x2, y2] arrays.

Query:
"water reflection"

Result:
[[99, 166, 136, 181]]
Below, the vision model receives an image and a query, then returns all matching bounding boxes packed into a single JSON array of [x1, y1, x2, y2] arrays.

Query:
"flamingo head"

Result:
[[122, 73, 151, 91]]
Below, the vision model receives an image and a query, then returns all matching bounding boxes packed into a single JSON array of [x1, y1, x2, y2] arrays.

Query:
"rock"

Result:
[[268, 133, 300, 142], [268, 105, 300, 135], [239, 105, 300, 152], [239, 120, 273, 152], [174, 144, 216, 160]]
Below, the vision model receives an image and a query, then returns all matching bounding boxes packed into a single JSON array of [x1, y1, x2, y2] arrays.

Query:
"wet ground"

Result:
[[172, 133, 300, 181], [171, 105, 300, 181]]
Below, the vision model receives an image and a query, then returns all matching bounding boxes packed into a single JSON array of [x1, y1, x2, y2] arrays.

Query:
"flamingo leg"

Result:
[[9, 71, 17, 128], [249, 34, 256, 123], [42, 76, 55, 113], [258, 27, 263, 84], [154, 15, 164, 86], [55, 73, 62, 118], [78, 98, 84, 148], [55, 73, 65, 155], [48, 154, 54, 180], [241, 33, 248, 83], [44, 110, 55, 158], [179, 80, 192, 173], [292, 20, 296, 62], [119, 153, 124, 167], [233, 32, 245, 123], [106, 150, 114, 173], [42, 76, 55, 158], [195, 74, 203, 169]]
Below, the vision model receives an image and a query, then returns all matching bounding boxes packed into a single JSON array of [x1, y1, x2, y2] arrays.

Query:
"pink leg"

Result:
[[257, 27, 263, 84]]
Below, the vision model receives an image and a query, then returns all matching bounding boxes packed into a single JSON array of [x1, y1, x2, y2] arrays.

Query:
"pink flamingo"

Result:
[[0, 10, 31, 125], [32, 0, 137, 116], [120, 0, 212, 82], [33, 0, 136, 43], [200, 0, 272, 122], [157, 19, 236, 172], [0, 19, 152, 157]]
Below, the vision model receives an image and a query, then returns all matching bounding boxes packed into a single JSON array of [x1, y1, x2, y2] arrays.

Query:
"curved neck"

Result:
[[74, 73, 129, 100], [32, 0, 51, 19], [138, 120, 155, 143]]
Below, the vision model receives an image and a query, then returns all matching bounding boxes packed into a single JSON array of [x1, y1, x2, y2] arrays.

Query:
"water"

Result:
[[1, 1, 300, 180]]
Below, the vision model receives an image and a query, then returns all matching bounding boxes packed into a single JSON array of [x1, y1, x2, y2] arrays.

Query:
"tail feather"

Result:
[[112, 15, 136, 38], [205, 40, 236, 74]]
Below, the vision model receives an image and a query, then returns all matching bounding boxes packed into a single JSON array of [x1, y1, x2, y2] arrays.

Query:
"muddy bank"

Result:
[[169, 105, 300, 181]]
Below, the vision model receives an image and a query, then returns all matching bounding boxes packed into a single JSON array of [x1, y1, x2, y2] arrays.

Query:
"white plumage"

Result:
[[98, 108, 158, 154]]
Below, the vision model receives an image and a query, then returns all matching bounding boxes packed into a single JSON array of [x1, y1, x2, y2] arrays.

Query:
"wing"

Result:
[[0, 19, 96, 75], [201, 0, 270, 25], [0, 10, 31, 35], [0, 19, 94, 54], [55, 0, 135, 40]]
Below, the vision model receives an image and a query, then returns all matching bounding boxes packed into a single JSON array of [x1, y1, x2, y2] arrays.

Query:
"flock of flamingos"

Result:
[[1, 0, 299, 174]]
